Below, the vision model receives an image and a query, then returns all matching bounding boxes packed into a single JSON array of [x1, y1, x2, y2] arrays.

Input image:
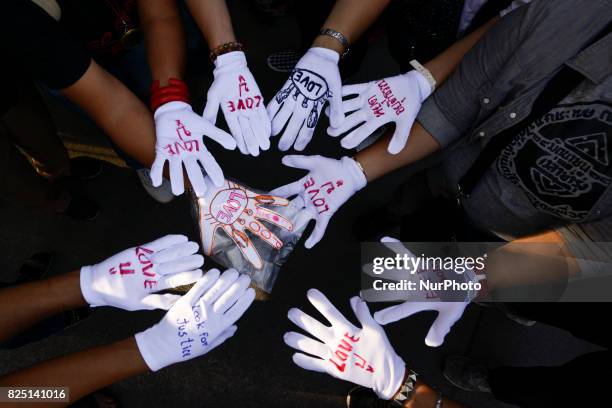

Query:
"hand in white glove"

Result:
[[267, 47, 344, 151], [284, 289, 406, 400], [80, 234, 204, 311], [270, 155, 366, 248], [328, 70, 432, 154], [152, 100, 237, 197], [203, 52, 271, 157], [135, 268, 255, 371], [375, 301, 469, 348], [364, 237, 478, 347], [196, 177, 294, 270]]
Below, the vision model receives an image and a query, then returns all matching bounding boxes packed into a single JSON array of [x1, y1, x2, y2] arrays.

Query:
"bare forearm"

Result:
[[425, 16, 499, 86], [404, 381, 466, 408], [61, 60, 156, 168], [0, 337, 148, 406], [355, 122, 440, 182], [138, 0, 186, 85], [478, 230, 579, 300], [0, 271, 85, 343], [185, 0, 235, 49], [312, 0, 391, 54]]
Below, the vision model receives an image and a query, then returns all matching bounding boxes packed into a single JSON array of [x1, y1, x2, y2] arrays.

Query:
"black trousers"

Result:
[[489, 304, 611, 408]]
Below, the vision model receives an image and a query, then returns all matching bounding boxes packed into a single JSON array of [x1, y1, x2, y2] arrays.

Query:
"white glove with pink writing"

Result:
[[270, 155, 366, 248], [328, 70, 432, 154], [285, 289, 406, 400], [135, 268, 255, 371], [152, 101, 237, 197], [204, 52, 271, 157], [368, 237, 477, 347], [80, 235, 204, 311], [268, 47, 344, 151], [197, 177, 294, 270]]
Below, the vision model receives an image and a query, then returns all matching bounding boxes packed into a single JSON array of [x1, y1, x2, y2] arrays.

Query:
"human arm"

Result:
[[371, 230, 579, 345], [0, 337, 148, 407], [0, 269, 254, 406], [311, 0, 392, 54], [267, 0, 393, 151], [0, 235, 203, 343], [184, 0, 271, 156], [138, 0, 186, 85], [0, 271, 85, 343], [329, 16, 500, 153], [184, 0, 235, 49]]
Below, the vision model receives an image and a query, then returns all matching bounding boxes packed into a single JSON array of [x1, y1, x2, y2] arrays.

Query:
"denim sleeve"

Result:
[[416, 3, 528, 147], [557, 218, 612, 277]]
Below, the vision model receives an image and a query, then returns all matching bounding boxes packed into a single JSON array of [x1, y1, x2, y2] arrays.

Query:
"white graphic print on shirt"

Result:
[[497, 102, 612, 221]]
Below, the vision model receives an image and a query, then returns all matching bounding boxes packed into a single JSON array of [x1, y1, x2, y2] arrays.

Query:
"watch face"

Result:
[[121, 27, 143, 49]]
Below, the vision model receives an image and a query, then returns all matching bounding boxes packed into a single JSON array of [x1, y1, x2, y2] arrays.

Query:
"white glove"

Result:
[[152, 101, 237, 197], [80, 234, 204, 311], [366, 237, 477, 347], [328, 70, 432, 154], [270, 155, 366, 248], [375, 301, 469, 348], [284, 289, 406, 400], [267, 47, 344, 151], [135, 268, 255, 371], [203, 52, 271, 157], [196, 177, 294, 270]]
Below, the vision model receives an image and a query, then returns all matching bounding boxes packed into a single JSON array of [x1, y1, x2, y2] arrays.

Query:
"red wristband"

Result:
[[150, 78, 191, 111]]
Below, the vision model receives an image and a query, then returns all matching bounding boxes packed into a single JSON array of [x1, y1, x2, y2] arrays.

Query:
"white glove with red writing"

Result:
[[136, 268, 255, 371], [284, 289, 406, 400], [204, 52, 271, 157], [196, 177, 294, 270], [327, 70, 432, 154], [270, 155, 366, 248], [80, 234, 204, 311], [152, 101, 237, 197], [267, 47, 344, 151], [366, 237, 477, 347]]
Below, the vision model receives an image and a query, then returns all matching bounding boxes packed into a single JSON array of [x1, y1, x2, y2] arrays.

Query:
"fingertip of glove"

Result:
[[226, 324, 238, 337], [373, 311, 386, 325], [193, 254, 205, 267], [287, 307, 300, 321], [221, 268, 240, 281], [425, 338, 443, 348], [205, 268, 221, 280], [387, 143, 402, 155]]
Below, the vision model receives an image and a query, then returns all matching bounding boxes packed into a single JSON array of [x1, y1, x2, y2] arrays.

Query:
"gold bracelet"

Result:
[[352, 156, 367, 178], [209, 41, 244, 62]]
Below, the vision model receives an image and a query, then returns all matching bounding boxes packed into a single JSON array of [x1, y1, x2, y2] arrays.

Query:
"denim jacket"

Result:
[[417, 0, 612, 232], [418, 0, 611, 148]]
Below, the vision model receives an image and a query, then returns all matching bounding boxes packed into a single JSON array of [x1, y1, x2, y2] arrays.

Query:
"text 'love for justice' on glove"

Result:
[[136, 268, 255, 371], [191, 176, 309, 293]]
